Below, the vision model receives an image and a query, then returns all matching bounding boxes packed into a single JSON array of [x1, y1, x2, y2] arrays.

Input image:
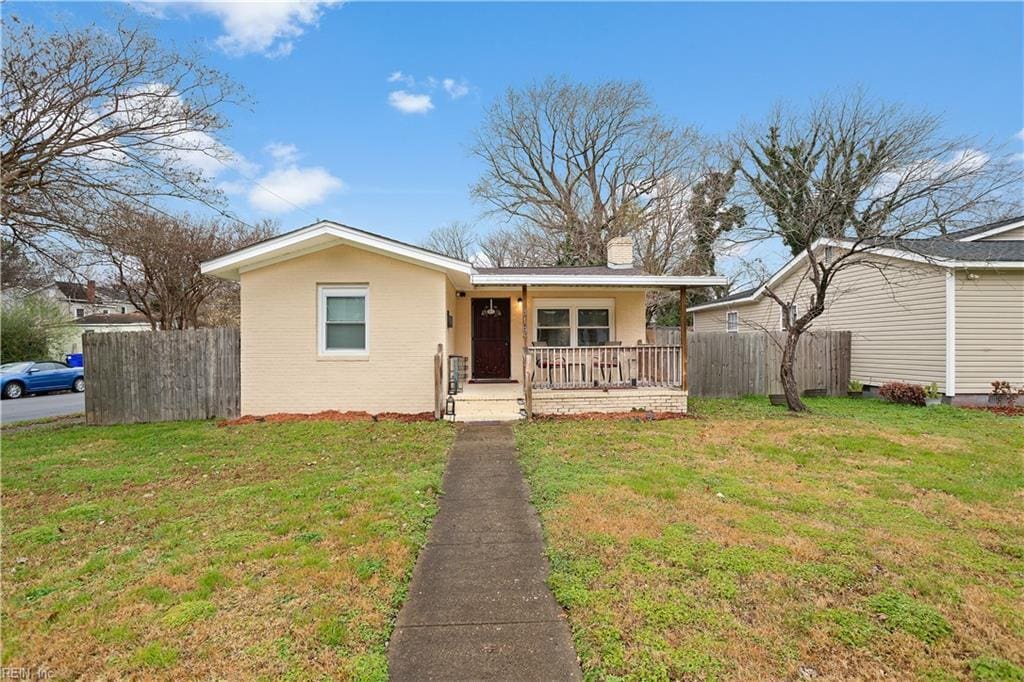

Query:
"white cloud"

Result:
[[264, 142, 300, 164], [387, 70, 415, 86], [1016, 128, 1024, 142], [249, 165, 344, 213], [388, 90, 434, 115], [135, 1, 340, 57], [442, 78, 469, 99]]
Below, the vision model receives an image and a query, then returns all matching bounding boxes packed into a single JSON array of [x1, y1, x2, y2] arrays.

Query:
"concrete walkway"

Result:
[[388, 423, 582, 681]]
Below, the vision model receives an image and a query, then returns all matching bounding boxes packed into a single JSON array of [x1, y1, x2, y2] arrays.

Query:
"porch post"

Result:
[[521, 284, 529, 367], [679, 287, 688, 392]]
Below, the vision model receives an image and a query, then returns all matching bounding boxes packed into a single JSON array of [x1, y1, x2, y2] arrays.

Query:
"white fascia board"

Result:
[[817, 237, 1024, 269], [957, 218, 1024, 242], [690, 295, 760, 312], [691, 236, 1024, 314], [469, 274, 729, 287], [201, 221, 474, 279]]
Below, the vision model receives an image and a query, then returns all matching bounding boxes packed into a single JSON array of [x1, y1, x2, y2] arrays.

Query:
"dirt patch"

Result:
[[218, 411, 435, 426], [533, 410, 692, 422]]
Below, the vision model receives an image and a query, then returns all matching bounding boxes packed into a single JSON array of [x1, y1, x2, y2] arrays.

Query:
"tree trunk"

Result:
[[780, 329, 807, 412]]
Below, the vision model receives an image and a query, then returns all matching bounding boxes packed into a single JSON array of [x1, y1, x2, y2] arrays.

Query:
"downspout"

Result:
[[945, 270, 956, 399]]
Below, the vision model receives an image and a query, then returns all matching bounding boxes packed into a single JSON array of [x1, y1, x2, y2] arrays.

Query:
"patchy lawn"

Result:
[[517, 398, 1024, 681], [1, 419, 453, 679]]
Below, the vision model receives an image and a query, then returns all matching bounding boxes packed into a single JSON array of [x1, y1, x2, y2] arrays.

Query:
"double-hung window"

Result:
[[534, 299, 614, 347], [726, 311, 739, 333], [576, 308, 610, 346], [319, 285, 368, 355], [536, 308, 571, 347]]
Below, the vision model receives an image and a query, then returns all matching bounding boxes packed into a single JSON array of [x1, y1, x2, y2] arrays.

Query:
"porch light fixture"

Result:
[[479, 298, 502, 317]]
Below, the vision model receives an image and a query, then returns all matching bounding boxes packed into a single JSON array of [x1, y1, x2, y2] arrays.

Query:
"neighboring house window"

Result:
[[536, 308, 571, 346], [121, 306, 127, 314], [726, 311, 739, 333], [534, 299, 615, 347], [319, 285, 368, 355], [75, 308, 84, 318]]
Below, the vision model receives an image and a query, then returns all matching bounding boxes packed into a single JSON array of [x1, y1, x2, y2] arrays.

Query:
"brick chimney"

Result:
[[86, 280, 96, 304], [606, 236, 635, 269]]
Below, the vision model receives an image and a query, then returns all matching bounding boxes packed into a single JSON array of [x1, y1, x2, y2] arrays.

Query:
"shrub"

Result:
[[0, 295, 73, 362], [848, 379, 863, 392], [990, 381, 1023, 404], [879, 382, 926, 407]]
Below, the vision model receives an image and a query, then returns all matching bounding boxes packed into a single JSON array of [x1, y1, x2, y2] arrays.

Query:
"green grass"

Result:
[[516, 397, 1024, 680], [2, 419, 453, 679]]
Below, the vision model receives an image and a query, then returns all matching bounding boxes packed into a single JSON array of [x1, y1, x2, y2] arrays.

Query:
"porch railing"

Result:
[[526, 345, 681, 390]]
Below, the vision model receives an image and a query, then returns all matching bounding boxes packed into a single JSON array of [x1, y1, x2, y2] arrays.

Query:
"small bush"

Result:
[[879, 382, 926, 407]]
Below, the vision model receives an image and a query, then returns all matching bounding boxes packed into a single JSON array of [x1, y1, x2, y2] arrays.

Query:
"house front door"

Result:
[[471, 298, 511, 380]]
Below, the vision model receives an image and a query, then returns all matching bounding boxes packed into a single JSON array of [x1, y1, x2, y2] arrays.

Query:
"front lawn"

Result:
[[2, 420, 453, 679], [517, 398, 1024, 680]]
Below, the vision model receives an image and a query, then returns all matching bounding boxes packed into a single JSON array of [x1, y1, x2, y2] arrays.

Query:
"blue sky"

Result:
[[13, 1, 1024, 273]]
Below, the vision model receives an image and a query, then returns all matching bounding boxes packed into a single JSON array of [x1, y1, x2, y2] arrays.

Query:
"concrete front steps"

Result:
[[452, 384, 525, 422]]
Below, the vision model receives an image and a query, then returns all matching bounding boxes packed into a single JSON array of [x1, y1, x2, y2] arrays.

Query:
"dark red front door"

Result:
[[472, 298, 511, 379]]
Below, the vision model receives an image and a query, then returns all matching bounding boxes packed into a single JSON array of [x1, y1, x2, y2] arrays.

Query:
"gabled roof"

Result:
[[202, 220, 729, 289], [52, 281, 129, 303], [943, 215, 1024, 242], [691, 223, 1024, 313], [200, 220, 475, 285]]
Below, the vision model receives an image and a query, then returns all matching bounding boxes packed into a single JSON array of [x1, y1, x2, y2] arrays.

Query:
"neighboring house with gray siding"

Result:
[[691, 216, 1024, 404]]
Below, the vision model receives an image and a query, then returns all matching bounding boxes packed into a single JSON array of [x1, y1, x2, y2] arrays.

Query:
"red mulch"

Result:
[[533, 410, 692, 423], [962, 404, 1024, 417], [218, 410, 436, 427]]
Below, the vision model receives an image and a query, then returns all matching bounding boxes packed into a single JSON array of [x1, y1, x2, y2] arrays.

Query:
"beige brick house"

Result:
[[690, 216, 1024, 404], [202, 221, 725, 420]]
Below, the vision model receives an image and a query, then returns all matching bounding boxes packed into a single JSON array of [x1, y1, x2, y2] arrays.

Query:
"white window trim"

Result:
[[318, 284, 369, 357], [726, 310, 739, 333], [532, 298, 615, 347]]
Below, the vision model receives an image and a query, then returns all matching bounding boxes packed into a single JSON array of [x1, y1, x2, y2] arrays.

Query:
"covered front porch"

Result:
[[443, 282, 696, 421]]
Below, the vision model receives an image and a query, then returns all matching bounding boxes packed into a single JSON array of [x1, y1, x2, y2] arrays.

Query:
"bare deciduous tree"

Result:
[[478, 226, 556, 268], [422, 221, 477, 261], [1, 14, 246, 258], [471, 78, 701, 266], [97, 205, 274, 330], [738, 92, 1021, 411]]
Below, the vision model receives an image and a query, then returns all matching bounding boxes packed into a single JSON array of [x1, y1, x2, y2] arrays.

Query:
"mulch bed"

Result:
[[961, 404, 1024, 417], [218, 410, 436, 426], [533, 410, 692, 423]]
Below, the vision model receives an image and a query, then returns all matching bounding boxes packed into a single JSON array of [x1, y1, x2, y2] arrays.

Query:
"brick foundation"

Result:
[[531, 387, 687, 415]]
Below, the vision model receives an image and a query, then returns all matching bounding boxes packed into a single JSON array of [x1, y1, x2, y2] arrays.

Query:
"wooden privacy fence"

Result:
[[84, 328, 240, 425], [686, 331, 851, 397]]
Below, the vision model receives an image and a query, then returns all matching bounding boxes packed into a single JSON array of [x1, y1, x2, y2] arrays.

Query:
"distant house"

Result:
[[690, 216, 1024, 404], [67, 312, 152, 354], [34, 280, 138, 320]]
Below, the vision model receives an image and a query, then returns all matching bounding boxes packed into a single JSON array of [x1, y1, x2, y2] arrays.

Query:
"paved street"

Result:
[[1, 392, 85, 424]]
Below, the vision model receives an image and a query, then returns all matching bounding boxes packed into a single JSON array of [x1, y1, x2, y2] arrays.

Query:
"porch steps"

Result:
[[452, 393, 525, 423]]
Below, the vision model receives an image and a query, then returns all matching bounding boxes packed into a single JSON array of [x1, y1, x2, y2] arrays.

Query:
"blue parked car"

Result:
[[0, 361, 85, 399]]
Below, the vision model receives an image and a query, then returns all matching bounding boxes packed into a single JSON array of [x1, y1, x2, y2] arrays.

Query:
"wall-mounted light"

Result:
[[966, 273, 980, 281]]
